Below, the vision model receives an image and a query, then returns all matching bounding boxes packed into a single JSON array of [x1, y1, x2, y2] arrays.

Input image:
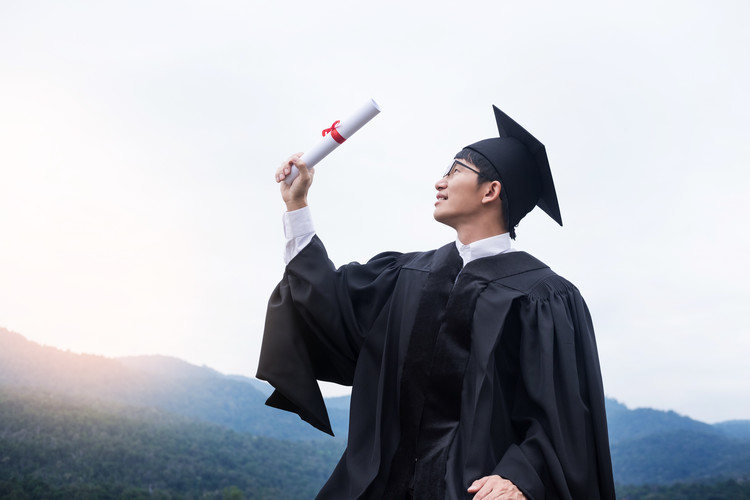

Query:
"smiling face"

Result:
[[433, 159, 488, 229]]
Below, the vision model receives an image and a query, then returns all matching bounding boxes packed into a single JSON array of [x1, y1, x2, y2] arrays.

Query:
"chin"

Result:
[[433, 210, 453, 228], [433, 208, 443, 223]]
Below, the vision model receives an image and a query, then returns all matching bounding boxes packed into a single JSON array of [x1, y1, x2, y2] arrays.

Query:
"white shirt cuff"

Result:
[[283, 206, 315, 239], [283, 206, 316, 264]]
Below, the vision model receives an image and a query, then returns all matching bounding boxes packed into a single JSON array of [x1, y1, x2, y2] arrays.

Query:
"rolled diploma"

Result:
[[284, 98, 381, 184]]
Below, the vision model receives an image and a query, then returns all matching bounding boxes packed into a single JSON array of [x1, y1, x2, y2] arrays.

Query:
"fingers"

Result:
[[276, 152, 314, 211], [468, 475, 526, 500], [275, 153, 304, 183], [291, 157, 314, 186], [467, 476, 488, 493]]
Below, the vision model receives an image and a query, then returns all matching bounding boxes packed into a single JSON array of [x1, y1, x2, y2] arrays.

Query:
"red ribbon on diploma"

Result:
[[322, 120, 346, 144]]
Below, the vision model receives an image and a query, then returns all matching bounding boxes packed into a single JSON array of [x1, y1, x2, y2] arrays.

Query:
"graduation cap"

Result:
[[465, 106, 562, 229]]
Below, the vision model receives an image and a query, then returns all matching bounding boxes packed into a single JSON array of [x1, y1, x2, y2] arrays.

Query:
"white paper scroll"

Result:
[[284, 98, 381, 185]]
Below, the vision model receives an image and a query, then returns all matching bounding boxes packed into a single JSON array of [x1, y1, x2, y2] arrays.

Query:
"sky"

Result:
[[1, 0, 748, 424]]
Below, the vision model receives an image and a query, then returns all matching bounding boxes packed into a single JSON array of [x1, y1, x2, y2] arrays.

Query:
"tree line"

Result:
[[0, 388, 343, 499], [2, 386, 750, 499]]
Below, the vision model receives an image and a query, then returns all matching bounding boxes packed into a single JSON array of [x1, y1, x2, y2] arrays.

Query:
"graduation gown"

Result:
[[257, 235, 616, 500]]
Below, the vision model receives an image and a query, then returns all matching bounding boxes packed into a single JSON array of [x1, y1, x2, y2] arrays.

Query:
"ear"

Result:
[[481, 181, 502, 204]]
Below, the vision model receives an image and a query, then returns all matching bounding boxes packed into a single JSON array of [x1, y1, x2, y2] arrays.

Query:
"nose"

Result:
[[435, 176, 447, 191]]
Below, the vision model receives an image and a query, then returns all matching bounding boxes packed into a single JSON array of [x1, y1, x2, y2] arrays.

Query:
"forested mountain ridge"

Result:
[[0, 387, 342, 499], [3, 388, 750, 499], [604, 398, 750, 484], [2, 326, 750, 493], [0, 327, 347, 440]]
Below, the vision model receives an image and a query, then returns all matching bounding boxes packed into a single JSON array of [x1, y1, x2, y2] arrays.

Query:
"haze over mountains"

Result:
[[2, 326, 749, 491], [0, 327, 349, 441]]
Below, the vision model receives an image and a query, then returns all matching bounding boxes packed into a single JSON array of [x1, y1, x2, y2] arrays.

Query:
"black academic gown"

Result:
[[257, 236, 616, 500]]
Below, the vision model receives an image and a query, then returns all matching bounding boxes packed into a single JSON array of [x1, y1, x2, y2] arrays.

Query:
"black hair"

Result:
[[454, 148, 516, 239]]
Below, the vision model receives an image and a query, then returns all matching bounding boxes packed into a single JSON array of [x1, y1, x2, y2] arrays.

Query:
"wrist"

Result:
[[285, 199, 308, 211]]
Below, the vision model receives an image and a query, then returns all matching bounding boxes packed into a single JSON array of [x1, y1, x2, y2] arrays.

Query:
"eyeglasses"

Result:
[[443, 159, 481, 178]]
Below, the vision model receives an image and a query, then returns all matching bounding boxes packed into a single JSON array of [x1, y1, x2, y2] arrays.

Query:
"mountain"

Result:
[[605, 398, 716, 445], [714, 420, 750, 441], [611, 427, 750, 485], [605, 400, 750, 485], [0, 327, 348, 440], [2, 326, 750, 489], [0, 387, 342, 499]]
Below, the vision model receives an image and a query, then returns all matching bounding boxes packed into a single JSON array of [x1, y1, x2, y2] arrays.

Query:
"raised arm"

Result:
[[260, 154, 406, 435]]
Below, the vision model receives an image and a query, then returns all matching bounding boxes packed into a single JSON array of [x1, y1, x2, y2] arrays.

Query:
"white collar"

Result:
[[455, 233, 514, 267]]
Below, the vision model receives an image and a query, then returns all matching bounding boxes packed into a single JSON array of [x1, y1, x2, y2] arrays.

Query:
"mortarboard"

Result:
[[465, 106, 563, 229]]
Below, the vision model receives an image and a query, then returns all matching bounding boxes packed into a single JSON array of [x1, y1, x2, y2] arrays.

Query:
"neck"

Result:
[[454, 219, 507, 245]]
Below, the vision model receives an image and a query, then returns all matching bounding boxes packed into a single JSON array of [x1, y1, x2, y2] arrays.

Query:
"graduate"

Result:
[[257, 106, 616, 500]]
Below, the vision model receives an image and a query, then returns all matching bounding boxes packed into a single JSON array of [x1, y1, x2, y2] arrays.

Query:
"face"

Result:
[[433, 159, 486, 228]]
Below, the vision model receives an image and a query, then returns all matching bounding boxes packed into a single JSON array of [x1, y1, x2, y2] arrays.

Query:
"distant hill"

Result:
[[605, 398, 715, 444], [611, 427, 750, 485], [2, 326, 750, 488], [714, 420, 750, 441], [605, 399, 750, 485], [0, 327, 348, 440], [0, 387, 342, 499]]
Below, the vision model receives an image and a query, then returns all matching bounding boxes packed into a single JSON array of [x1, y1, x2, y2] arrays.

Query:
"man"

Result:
[[257, 106, 616, 499]]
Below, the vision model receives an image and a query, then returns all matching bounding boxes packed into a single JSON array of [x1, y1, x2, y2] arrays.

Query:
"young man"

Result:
[[257, 106, 616, 500]]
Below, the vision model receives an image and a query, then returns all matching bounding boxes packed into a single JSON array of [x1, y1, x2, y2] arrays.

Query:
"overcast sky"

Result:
[[1, 0, 748, 424]]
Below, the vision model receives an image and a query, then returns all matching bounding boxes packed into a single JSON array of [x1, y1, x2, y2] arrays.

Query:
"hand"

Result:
[[275, 153, 314, 211], [467, 475, 527, 500]]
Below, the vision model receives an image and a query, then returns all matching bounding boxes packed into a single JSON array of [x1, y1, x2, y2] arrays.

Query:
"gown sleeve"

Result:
[[256, 235, 404, 436], [493, 276, 616, 500]]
